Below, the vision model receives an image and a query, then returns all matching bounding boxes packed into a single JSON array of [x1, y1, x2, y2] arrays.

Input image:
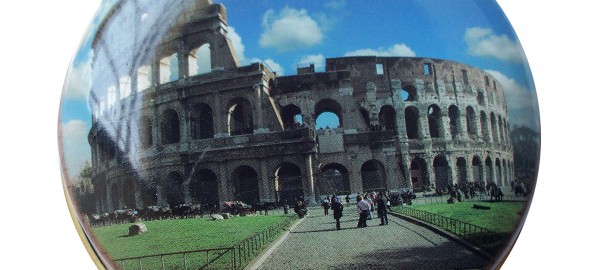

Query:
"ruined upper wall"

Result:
[[325, 56, 506, 110]]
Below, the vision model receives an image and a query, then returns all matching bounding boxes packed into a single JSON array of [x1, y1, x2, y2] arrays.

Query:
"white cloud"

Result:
[[298, 54, 326, 72], [259, 7, 323, 52], [325, 0, 346, 9], [486, 70, 540, 129], [250, 58, 283, 75], [226, 26, 246, 62], [344, 43, 416, 57], [61, 120, 91, 179], [465, 27, 525, 62], [63, 51, 92, 101]]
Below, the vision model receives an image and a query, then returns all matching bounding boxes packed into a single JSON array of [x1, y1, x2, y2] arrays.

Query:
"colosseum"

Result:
[[87, 0, 514, 213]]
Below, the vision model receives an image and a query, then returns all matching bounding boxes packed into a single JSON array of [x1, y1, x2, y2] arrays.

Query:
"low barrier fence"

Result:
[[394, 207, 505, 255], [411, 194, 526, 206], [114, 216, 295, 269]]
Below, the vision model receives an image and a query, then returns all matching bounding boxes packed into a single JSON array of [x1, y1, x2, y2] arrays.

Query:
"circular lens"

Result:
[[60, 1, 540, 269]]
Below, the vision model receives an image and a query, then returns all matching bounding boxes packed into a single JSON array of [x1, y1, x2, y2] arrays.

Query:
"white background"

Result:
[[0, 0, 602, 269]]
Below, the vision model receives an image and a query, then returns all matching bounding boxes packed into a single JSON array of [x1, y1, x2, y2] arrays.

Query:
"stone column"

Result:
[[177, 41, 190, 79], [218, 164, 231, 206], [150, 61, 160, 87], [304, 154, 317, 204], [213, 93, 227, 137], [258, 159, 274, 202], [425, 154, 435, 189]]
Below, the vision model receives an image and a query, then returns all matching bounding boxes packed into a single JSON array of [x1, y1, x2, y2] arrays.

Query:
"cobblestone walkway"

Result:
[[256, 206, 489, 270]]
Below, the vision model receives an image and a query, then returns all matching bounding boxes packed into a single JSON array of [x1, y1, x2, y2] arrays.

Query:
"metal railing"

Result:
[[394, 207, 505, 255], [411, 194, 526, 206], [113, 217, 295, 269]]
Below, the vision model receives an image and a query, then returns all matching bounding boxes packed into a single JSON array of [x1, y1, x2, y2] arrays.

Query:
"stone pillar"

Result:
[[425, 154, 435, 189], [459, 111, 470, 141], [177, 41, 189, 79], [218, 164, 231, 206], [213, 93, 227, 137], [441, 114, 452, 141], [304, 154, 317, 204], [150, 61, 160, 87], [449, 156, 458, 185], [258, 160, 274, 202]]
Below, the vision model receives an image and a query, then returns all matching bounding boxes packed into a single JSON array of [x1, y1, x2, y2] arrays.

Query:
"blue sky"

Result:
[[60, 0, 540, 178]]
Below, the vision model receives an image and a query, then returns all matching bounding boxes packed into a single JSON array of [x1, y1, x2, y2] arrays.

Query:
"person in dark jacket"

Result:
[[332, 200, 344, 230], [376, 192, 389, 226]]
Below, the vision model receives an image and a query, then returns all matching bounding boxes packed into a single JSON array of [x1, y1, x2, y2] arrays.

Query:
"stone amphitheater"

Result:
[[86, 0, 514, 213]]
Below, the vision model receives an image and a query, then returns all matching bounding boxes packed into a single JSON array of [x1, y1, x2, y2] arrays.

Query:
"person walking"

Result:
[[356, 195, 370, 228], [321, 197, 330, 215], [332, 199, 344, 230], [376, 192, 389, 226]]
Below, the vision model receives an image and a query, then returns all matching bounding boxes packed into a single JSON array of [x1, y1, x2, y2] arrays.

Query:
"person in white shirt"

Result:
[[356, 195, 370, 228]]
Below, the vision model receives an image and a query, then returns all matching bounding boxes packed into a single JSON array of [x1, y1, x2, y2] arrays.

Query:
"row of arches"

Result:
[[95, 44, 213, 115], [136, 99, 254, 150], [101, 159, 396, 210], [400, 83, 502, 109], [409, 155, 513, 191]]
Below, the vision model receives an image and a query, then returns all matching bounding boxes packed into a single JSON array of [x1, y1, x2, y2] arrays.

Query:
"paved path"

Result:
[[256, 206, 489, 270]]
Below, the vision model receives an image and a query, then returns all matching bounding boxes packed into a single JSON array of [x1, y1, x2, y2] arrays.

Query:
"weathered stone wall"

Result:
[[88, 0, 514, 213]]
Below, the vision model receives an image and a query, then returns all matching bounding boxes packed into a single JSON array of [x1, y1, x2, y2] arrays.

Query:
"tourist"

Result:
[[376, 192, 389, 226], [365, 194, 373, 220], [345, 195, 350, 206], [356, 195, 370, 228], [321, 197, 330, 215], [332, 199, 344, 230]]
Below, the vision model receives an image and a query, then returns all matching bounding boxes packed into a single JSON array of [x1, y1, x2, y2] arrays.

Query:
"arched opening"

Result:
[[472, 156, 483, 185], [433, 155, 450, 190], [466, 106, 478, 138], [477, 91, 485, 106], [140, 182, 158, 206], [190, 169, 219, 206], [359, 108, 371, 129], [110, 183, 120, 210], [275, 163, 304, 204], [502, 159, 508, 186], [122, 179, 137, 209], [160, 53, 178, 83], [480, 111, 489, 142], [98, 128, 116, 161], [319, 163, 350, 196], [228, 98, 254, 136], [315, 99, 342, 129], [496, 159, 502, 186], [401, 84, 417, 101], [485, 157, 494, 185], [140, 116, 153, 149], [361, 160, 387, 192], [281, 104, 303, 130], [165, 172, 185, 207], [191, 103, 214, 139], [456, 158, 468, 184], [161, 109, 180, 144], [405, 106, 420, 139], [189, 44, 211, 76], [410, 157, 428, 192], [119, 75, 132, 99], [490, 112, 499, 143], [448, 105, 461, 138], [379, 105, 396, 131], [137, 65, 151, 92], [233, 166, 259, 204], [428, 105, 442, 138]]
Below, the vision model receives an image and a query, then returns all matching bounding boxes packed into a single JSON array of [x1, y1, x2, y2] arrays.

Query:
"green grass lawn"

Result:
[[394, 201, 526, 233], [391, 201, 527, 255], [92, 214, 293, 262]]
